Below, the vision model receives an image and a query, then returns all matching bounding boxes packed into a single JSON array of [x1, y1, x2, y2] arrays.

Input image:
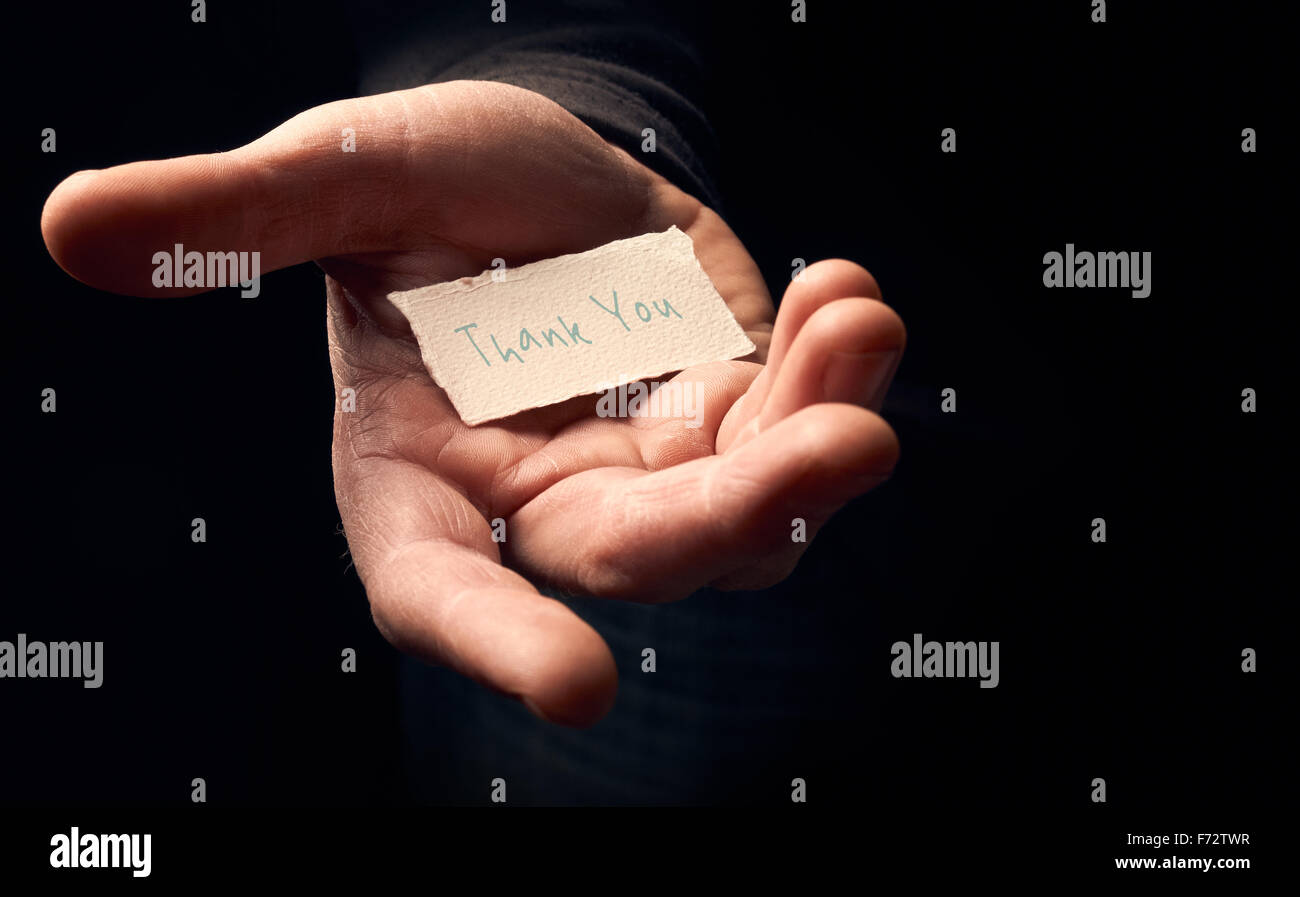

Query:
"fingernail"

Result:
[[856, 468, 895, 491], [521, 695, 555, 724], [823, 349, 900, 407]]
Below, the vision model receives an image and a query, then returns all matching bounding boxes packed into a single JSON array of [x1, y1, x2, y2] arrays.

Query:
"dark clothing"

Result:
[[350, 2, 723, 210]]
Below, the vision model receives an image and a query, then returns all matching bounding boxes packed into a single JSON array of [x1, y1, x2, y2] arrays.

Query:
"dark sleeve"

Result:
[[345, 0, 725, 213]]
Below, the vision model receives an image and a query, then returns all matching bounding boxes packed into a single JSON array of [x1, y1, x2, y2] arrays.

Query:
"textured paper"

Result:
[[387, 226, 756, 425]]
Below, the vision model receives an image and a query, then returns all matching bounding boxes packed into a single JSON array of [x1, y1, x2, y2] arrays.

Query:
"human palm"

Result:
[[42, 81, 904, 726]]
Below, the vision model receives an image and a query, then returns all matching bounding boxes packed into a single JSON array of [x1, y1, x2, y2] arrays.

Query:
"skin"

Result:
[[41, 80, 905, 727]]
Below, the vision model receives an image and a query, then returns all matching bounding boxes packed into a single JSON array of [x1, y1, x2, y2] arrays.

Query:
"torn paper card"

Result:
[[386, 226, 756, 426]]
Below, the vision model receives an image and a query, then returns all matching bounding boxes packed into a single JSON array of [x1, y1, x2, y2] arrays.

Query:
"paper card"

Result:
[[386, 226, 756, 426]]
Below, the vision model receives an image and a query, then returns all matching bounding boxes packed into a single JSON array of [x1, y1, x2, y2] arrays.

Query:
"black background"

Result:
[[1, 0, 1285, 871]]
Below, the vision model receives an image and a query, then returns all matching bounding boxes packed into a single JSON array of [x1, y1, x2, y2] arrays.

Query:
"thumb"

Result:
[[40, 81, 649, 296]]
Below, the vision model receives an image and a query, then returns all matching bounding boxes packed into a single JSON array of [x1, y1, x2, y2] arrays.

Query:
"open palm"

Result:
[[42, 81, 904, 726]]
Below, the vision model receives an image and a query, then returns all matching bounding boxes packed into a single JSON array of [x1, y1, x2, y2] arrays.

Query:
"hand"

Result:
[[42, 80, 904, 726]]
